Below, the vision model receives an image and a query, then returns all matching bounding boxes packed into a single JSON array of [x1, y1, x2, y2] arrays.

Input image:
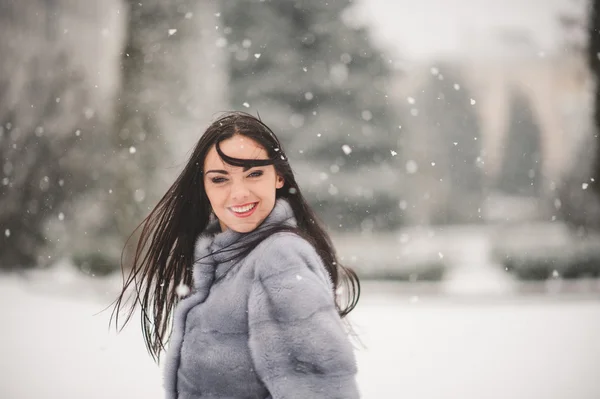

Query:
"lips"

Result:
[[229, 202, 258, 218]]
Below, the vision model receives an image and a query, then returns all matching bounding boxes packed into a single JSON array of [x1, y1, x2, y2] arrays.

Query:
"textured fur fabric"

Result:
[[163, 199, 359, 399]]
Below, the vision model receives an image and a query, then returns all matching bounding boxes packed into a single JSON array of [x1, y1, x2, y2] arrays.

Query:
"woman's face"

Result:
[[203, 134, 284, 233]]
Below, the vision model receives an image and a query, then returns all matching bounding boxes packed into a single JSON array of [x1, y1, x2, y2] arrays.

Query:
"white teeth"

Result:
[[231, 203, 257, 213]]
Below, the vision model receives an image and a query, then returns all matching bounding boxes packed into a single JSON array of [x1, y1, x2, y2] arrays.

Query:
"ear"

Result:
[[275, 175, 285, 189]]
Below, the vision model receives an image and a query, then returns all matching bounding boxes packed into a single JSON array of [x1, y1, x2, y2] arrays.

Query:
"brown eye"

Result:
[[211, 177, 227, 183], [248, 171, 263, 178]]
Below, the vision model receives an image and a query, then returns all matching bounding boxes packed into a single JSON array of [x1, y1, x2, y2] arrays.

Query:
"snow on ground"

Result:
[[1, 271, 600, 399]]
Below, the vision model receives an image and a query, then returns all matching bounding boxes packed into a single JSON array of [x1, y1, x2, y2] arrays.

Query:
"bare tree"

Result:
[[589, 0, 600, 193], [0, 0, 123, 269], [94, 0, 225, 271]]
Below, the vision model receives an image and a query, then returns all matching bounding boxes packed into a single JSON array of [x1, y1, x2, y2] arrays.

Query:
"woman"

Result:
[[112, 112, 361, 398]]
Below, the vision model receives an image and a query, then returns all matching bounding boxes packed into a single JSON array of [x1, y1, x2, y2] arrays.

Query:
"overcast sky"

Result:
[[353, 0, 587, 61]]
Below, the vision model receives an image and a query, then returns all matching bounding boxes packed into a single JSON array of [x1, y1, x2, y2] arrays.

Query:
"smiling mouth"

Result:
[[229, 202, 258, 217]]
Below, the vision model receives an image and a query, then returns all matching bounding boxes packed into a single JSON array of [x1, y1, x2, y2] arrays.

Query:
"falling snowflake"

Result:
[[242, 102, 250, 108], [129, 146, 136, 154], [582, 183, 589, 190], [405, 160, 418, 174], [176, 283, 190, 297], [554, 199, 562, 209], [390, 150, 397, 156], [254, 53, 261, 59], [215, 37, 227, 48], [470, 99, 476, 105], [342, 145, 352, 155], [168, 29, 177, 36]]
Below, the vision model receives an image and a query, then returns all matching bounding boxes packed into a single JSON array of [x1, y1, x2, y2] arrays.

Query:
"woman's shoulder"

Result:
[[251, 231, 317, 264], [249, 232, 332, 288]]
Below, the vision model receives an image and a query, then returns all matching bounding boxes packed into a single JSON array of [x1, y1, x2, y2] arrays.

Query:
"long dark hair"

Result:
[[110, 111, 360, 362]]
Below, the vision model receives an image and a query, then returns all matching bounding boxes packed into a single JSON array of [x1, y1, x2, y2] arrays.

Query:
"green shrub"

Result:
[[71, 252, 119, 277]]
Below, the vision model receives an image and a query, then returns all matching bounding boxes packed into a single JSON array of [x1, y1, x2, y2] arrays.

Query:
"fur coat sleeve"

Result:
[[247, 233, 360, 399]]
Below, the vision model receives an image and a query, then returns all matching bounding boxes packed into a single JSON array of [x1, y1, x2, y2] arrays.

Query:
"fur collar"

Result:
[[192, 198, 296, 289]]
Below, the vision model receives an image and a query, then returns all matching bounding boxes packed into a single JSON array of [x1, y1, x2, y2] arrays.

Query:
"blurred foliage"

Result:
[[590, 1, 600, 190], [497, 91, 542, 197], [399, 62, 483, 225], [491, 224, 600, 280], [221, 0, 405, 232], [557, 0, 600, 231], [0, 2, 115, 269], [72, 252, 120, 277]]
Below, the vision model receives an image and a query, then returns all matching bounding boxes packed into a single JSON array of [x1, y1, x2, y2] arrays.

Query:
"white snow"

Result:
[[1, 273, 600, 399]]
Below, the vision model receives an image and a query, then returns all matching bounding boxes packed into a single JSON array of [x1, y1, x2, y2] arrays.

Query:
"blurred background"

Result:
[[2, 0, 600, 398]]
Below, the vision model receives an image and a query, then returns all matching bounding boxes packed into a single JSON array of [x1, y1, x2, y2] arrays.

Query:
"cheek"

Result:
[[204, 182, 222, 204]]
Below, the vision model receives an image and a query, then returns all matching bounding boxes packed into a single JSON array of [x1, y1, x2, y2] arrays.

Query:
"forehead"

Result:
[[204, 135, 269, 170]]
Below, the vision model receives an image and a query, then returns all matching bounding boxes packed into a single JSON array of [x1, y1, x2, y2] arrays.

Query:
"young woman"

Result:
[[112, 112, 361, 398]]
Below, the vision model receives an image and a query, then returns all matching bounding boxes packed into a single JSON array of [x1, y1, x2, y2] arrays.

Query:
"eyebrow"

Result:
[[205, 169, 229, 175], [205, 165, 264, 175]]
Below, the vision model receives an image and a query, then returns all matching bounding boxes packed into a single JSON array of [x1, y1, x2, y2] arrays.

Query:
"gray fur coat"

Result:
[[163, 199, 359, 399]]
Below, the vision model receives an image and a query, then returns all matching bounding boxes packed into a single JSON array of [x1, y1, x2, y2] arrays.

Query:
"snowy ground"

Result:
[[1, 270, 600, 399]]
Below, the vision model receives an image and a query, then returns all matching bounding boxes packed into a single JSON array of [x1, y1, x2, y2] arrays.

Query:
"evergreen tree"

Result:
[[220, 0, 403, 231], [556, 0, 600, 229], [497, 91, 542, 197]]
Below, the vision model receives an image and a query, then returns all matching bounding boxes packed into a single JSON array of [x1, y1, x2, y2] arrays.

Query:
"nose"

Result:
[[230, 180, 250, 203]]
